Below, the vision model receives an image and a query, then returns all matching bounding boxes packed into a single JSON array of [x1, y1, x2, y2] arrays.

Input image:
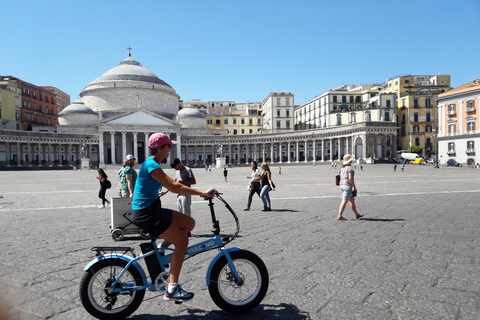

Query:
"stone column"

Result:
[[133, 132, 138, 160], [99, 132, 105, 167], [329, 138, 333, 162], [16, 142, 21, 167], [312, 139, 316, 162], [262, 143, 265, 162], [229, 143, 233, 164], [373, 134, 377, 159], [121, 131, 127, 161], [110, 132, 116, 164], [295, 141, 299, 163], [304, 140, 308, 163], [337, 138, 342, 160], [271, 143, 274, 163], [144, 132, 149, 161], [321, 139, 325, 162], [67, 144, 72, 166], [176, 133, 182, 160], [237, 143, 241, 164], [287, 142, 291, 163], [48, 143, 53, 166], [6, 142, 10, 167], [362, 134, 367, 159], [27, 143, 32, 166]]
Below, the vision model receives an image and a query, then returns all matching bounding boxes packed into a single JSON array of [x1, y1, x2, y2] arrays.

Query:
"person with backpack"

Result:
[[121, 155, 138, 197], [96, 168, 111, 208]]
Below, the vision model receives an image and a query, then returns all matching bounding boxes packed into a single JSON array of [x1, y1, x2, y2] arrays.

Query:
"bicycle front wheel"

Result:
[[208, 249, 269, 314], [79, 259, 145, 320]]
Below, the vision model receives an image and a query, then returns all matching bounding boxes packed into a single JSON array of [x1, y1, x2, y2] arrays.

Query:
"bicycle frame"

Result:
[[84, 194, 243, 293]]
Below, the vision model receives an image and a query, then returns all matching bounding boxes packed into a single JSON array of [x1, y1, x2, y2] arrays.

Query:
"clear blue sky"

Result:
[[2, 0, 479, 105]]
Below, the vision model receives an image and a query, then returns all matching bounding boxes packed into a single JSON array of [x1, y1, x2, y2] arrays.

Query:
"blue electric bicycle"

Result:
[[79, 193, 269, 319]]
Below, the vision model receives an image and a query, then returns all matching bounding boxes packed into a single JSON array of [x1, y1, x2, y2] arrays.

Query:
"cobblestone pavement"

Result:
[[0, 163, 479, 320]]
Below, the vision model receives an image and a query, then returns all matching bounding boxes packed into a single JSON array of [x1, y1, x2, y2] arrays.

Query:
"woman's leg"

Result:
[[337, 199, 348, 219], [246, 188, 255, 208], [259, 186, 268, 206], [264, 189, 271, 207], [348, 198, 363, 219], [159, 211, 195, 284]]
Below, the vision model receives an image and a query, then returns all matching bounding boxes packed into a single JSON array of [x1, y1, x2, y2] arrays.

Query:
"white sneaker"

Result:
[[98, 205, 105, 209]]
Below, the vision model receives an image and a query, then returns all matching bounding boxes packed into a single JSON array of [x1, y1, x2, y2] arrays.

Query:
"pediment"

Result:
[[105, 111, 177, 126]]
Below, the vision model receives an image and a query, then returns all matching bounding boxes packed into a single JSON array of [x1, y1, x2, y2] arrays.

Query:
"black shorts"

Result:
[[132, 198, 173, 237]]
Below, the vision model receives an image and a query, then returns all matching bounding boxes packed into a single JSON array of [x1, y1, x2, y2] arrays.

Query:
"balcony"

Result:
[[447, 150, 456, 156], [409, 131, 425, 136], [466, 149, 476, 155], [447, 110, 456, 116]]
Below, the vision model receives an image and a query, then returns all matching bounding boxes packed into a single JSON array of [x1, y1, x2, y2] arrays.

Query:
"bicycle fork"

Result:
[[206, 247, 243, 285]]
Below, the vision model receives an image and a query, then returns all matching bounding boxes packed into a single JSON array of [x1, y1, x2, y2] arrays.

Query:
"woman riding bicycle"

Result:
[[132, 132, 216, 302]]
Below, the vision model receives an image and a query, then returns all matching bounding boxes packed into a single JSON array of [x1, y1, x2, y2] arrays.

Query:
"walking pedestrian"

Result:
[[243, 161, 261, 211], [337, 154, 364, 221], [394, 164, 397, 172], [96, 168, 110, 208], [171, 158, 196, 237], [121, 155, 137, 197], [259, 163, 275, 211], [401, 164, 405, 172], [223, 167, 228, 182], [131, 132, 216, 302]]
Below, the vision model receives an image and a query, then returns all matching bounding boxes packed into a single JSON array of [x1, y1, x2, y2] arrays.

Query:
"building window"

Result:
[[241, 119, 245, 125], [241, 129, 245, 134], [467, 121, 475, 132], [402, 113, 406, 123], [207, 119, 212, 125], [276, 121, 281, 128], [385, 111, 390, 121], [405, 79, 410, 84], [249, 129, 252, 134], [426, 138, 431, 146], [448, 142, 455, 153], [425, 125, 432, 133], [365, 112, 371, 121], [342, 96, 346, 103], [448, 123, 455, 134], [286, 121, 290, 128], [277, 110, 281, 117], [333, 96, 337, 103], [224, 119, 228, 124], [467, 100, 475, 112], [386, 100, 391, 108], [337, 114, 342, 125], [448, 104, 456, 115], [425, 98, 431, 107], [413, 125, 419, 132], [286, 110, 289, 117], [257, 118, 261, 125], [401, 126, 406, 136], [286, 98, 290, 106], [233, 129, 237, 135], [426, 112, 431, 122], [215, 119, 221, 126], [276, 98, 281, 106], [249, 119, 252, 125], [467, 140, 475, 151], [233, 119, 237, 124], [350, 96, 354, 103], [414, 99, 419, 108], [415, 138, 420, 146], [414, 113, 419, 122]]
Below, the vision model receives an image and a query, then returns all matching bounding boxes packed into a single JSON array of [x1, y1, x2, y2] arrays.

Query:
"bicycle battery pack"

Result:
[[139, 242, 162, 283]]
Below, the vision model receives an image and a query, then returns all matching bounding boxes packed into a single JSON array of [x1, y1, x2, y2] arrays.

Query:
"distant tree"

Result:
[[408, 145, 423, 156]]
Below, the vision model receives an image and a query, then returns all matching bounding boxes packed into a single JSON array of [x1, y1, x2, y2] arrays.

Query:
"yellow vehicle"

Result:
[[411, 158, 424, 165]]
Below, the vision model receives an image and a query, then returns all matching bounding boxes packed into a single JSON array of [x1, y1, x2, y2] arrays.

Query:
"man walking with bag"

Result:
[[171, 158, 196, 237]]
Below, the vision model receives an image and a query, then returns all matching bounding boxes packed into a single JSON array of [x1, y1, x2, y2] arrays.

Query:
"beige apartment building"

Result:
[[381, 75, 450, 158]]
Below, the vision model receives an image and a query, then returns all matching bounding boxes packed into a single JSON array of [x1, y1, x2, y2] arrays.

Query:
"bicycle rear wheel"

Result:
[[208, 249, 269, 314], [79, 259, 145, 320]]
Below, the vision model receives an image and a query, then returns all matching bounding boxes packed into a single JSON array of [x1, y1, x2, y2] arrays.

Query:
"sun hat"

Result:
[[125, 154, 135, 161], [148, 133, 177, 149], [343, 154, 355, 165]]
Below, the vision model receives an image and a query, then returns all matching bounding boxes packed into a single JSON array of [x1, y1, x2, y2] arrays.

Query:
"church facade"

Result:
[[0, 55, 397, 169]]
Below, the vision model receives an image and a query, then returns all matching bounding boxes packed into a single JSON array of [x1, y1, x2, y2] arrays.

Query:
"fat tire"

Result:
[[208, 250, 268, 314], [79, 259, 145, 320]]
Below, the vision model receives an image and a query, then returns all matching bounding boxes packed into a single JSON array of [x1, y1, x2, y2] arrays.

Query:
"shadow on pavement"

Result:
[[360, 218, 405, 222], [269, 209, 300, 213], [131, 303, 311, 319]]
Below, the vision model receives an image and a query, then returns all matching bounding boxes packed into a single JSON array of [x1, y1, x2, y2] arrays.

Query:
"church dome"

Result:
[[85, 56, 172, 89], [58, 99, 98, 126], [79, 55, 180, 117], [175, 105, 206, 128], [58, 99, 96, 115], [176, 106, 203, 118]]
